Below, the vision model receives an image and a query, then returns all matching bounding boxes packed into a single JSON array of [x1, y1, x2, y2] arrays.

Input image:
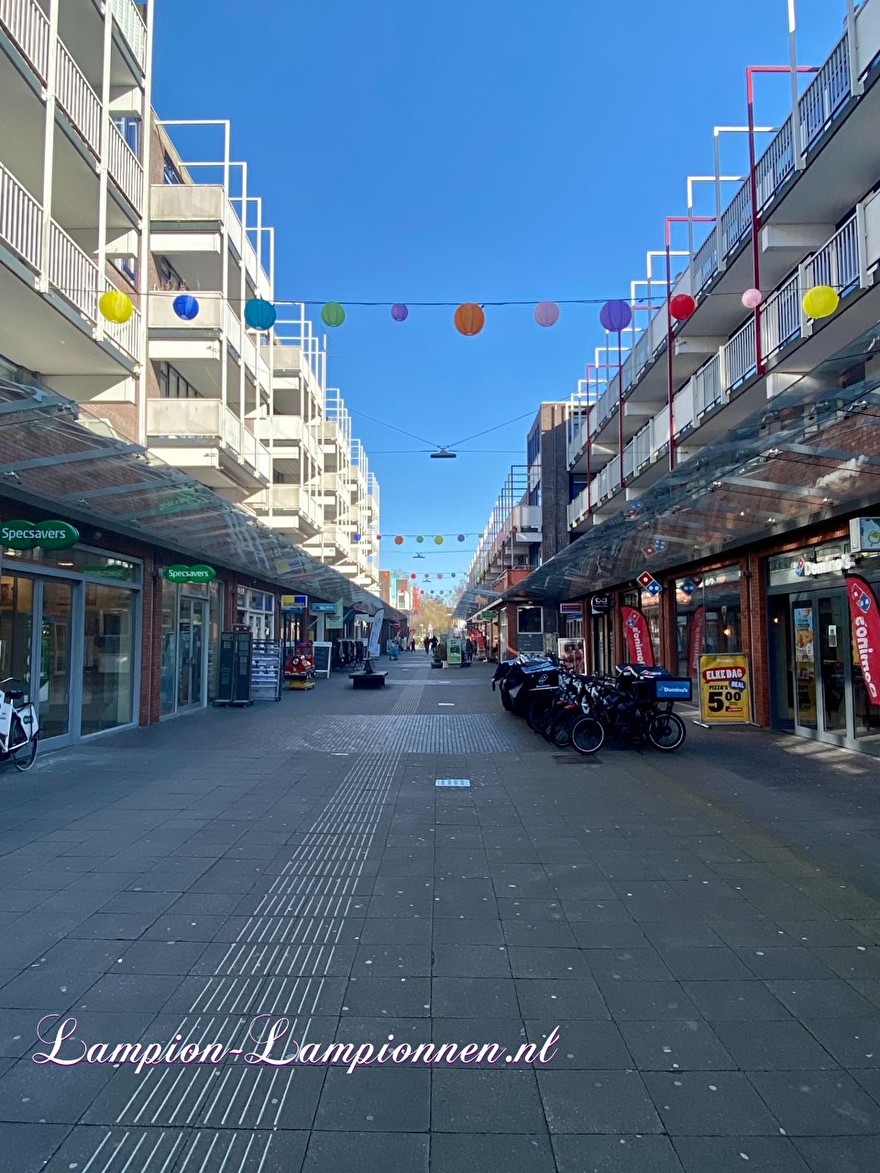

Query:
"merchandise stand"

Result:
[[214, 629, 253, 707], [251, 640, 283, 702]]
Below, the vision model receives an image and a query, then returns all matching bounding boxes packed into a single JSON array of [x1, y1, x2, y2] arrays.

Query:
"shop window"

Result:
[[81, 583, 136, 736], [517, 607, 542, 634], [675, 568, 742, 678], [160, 584, 177, 717]]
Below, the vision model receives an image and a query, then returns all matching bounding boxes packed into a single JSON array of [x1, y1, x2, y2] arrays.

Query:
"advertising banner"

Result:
[[368, 609, 385, 659], [621, 606, 655, 667], [447, 639, 462, 665], [688, 606, 705, 678], [846, 574, 880, 702], [557, 638, 587, 674], [698, 653, 752, 724]]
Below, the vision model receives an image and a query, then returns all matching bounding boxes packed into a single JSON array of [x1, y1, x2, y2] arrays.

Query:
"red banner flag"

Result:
[[688, 606, 705, 678], [621, 605, 655, 667], [847, 574, 880, 703]]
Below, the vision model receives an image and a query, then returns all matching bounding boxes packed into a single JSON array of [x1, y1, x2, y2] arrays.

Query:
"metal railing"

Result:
[[56, 41, 102, 157], [799, 34, 851, 149], [805, 211, 860, 293], [720, 182, 753, 259], [761, 272, 802, 359], [102, 279, 141, 360], [674, 380, 695, 435], [755, 117, 794, 210], [48, 221, 98, 322], [693, 354, 722, 416], [0, 163, 42, 271], [723, 316, 757, 390], [111, 0, 147, 69], [0, 0, 50, 81], [693, 228, 719, 292], [239, 420, 273, 483], [107, 120, 143, 211]]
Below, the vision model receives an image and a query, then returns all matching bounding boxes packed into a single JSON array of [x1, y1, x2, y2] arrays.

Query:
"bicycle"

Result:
[[0, 678, 39, 772], [569, 666, 688, 756]]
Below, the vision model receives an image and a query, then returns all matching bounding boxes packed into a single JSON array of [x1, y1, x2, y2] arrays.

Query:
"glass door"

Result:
[[792, 600, 818, 730], [177, 595, 207, 709], [0, 574, 34, 699], [818, 594, 849, 738], [769, 595, 794, 729], [39, 579, 73, 739]]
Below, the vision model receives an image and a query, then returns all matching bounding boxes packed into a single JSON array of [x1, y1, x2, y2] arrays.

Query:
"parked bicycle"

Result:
[[569, 665, 688, 755], [0, 678, 39, 772]]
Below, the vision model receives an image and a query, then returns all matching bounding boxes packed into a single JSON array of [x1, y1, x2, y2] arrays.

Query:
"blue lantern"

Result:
[[244, 298, 277, 330], [172, 294, 200, 321], [353, 533, 361, 543]]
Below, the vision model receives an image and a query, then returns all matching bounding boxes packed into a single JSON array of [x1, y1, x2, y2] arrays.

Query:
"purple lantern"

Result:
[[534, 301, 560, 328], [599, 300, 633, 333], [457, 533, 465, 542], [391, 303, 409, 322]]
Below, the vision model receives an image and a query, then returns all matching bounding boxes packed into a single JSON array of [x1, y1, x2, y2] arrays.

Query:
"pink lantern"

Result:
[[391, 303, 408, 322], [742, 288, 763, 309], [534, 301, 560, 328]]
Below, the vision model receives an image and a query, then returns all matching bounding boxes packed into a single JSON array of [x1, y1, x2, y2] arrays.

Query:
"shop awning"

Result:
[[505, 322, 880, 603], [452, 586, 502, 621], [0, 377, 386, 614]]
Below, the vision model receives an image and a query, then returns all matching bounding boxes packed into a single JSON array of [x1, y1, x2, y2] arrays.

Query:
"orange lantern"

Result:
[[454, 303, 485, 336]]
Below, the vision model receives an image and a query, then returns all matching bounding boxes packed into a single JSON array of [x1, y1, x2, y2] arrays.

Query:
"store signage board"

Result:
[[312, 602, 338, 614], [559, 602, 582, 615], [1, 519, 79, 550], [447, 639, 462, 665], [163, 564, 216, 584], [850, 517, 880, 553], [591, 595, 612, 615], [312, 642, 333, 678], [698, 653, 753, 724], [636, 571, 662, 596], [282, 594, 308, 612]]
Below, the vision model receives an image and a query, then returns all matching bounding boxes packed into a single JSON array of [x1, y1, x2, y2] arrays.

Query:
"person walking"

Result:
[[429, 635, 438, 655], [423, 635, 431, 655]]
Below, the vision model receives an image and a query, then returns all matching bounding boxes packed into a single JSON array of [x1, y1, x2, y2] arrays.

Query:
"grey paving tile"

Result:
[[356, 917, 433, 944], [619, 1019, 736, 1071], [514, 978, 610, 1021], [432, 1133, 555, 1173], [432, 1017, 527, 1065], [537, 1069, 662, 1133], [432, 977, 520, 1018], [794, 1136, 880, 1173], [734, 946, 836, 980], [600, 981, 698, 1022], [657, 946, 754, 981], [644, 1071, 782, 1135], [766, 979, 878, 1019], [314, 1068, 429, 1131], [432, 1069, 546, 1132], [553, 1135, 685, 1173], [0, 968, 97, 1010], [525, 1019, 633, 1069], [683, 980, 793, 1021], [140, 913, 228, 941], [506, 946, 590, 980], [0, 1056, 115, 1122], [641, 922, 724, 948], [749, 1069, 880, 1135], [672, 1136, 811, 1172], [0, 1122, 72, 1173], [585, 947, 675, 983], [803, 1018, 880, 1067], [341, 976, 431, 1017], [815, 946, 880, 980], [502, 920, 578, 947], [351, 944, 431, 977], [714, 1019, 840, 1069], [569, 922, 650, 949], [74, 972, 183, 1013], [111, 940, 210, 974], [303, 1131, 429, 1172]]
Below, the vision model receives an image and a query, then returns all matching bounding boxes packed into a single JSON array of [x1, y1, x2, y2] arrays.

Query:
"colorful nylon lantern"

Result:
[[172, 294, 200, 321], [451, 572, 456, 578], [599, 300, 633, 332], [803, 285, 840, 319], [457, 533, 465, 542], [244, 298, 277, 330], [670, 294, 697, 322], [434, 535, 444, 545], [742, 288, 763, 310], [391, 303, 408, 322], [321, 302, 346, 327], [99, 290, 134, 324], [411, 573, 417, 579], [454, 303, 485, 336], [416, 536, 424, 543], [353, 533, 361, 543], [394, 535, 404, 545], [438, 573, 444, 579], [534, 301, 560, 328]]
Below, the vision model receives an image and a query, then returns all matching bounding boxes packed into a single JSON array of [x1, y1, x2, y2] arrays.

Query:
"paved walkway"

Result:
[[4, 657, 880, 1170]]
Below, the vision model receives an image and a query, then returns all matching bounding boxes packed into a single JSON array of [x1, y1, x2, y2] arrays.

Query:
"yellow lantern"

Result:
[[99, 290, 134, 324], [802, 285, 840, 319], [434, 535, 444, 545]]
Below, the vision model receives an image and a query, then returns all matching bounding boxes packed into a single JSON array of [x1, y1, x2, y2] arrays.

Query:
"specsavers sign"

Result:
[[163, 564, 216, 584], [698, 653, 753, 724], [2, 519, 79, 550]]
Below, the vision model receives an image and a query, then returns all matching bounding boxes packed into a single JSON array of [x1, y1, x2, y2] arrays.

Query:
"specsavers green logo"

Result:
[[2, 519, 79, 551], [163, 564, 217, 584]]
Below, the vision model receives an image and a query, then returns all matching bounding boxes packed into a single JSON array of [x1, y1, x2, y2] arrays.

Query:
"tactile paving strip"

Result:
[[282, 714, 531, 754]]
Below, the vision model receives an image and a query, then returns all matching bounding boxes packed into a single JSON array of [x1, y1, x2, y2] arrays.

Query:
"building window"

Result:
[[111, 255, 138, 284], [157, 256, 186, 291], [163, 153, 183, 184], [112, 116, 141, 158], [157, 362, 200, 400]]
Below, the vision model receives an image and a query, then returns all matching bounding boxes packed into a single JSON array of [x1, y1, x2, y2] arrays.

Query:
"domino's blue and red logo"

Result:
[[853, 584, 873, 613]]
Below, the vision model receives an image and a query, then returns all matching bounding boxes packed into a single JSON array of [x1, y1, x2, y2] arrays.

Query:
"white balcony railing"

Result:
[[799, 34, 851, 150], [147, 398, 271, 483], [107, 121, 143, 212], [761, 272, 802, 360], [223, 301, 243, 355], [693, 228, 719, 293], [48, 221, 98, 323], [724, 316, 757, 390], [756, 117, 794, 211], [240, 420, 273, 483], [693, 354, 722, 416], [0, 163, 43, 271], [56, 41, 102, 157], [102, 279, 140, 360], [805, 211, 860, 294], [720, 182, 752, 259], [0, 0, 50, 81], [111, 0, 147, 70]]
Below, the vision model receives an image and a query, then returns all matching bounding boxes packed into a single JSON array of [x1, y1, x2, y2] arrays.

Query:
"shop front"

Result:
[[236, 586, 277, 639], [160, 578, 224, 717], [675, 566, 743, 682], [767, 539, 880, 754], [0, 540, 142, 748]]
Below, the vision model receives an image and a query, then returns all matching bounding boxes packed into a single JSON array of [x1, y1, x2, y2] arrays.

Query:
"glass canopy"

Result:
[[499, 322, 880, 603], [0, 377, 394, 616]]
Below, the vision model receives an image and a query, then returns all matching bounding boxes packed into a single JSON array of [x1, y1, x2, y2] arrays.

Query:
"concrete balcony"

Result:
[[146, 397, 272, 502], [253, 412, 323, 467], [304, 526, 350, 565], [0, 162, 141, 386], [247, 484, 322, 540]]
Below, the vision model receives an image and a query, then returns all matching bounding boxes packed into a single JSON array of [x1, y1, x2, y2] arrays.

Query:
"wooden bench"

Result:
[[350, 672, 387, 689]]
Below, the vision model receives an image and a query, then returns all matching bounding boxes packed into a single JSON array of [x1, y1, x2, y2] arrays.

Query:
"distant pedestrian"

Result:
[[430, 636, 438, 654], [424, 636, 431, 655], [409, 639, 416, 652]]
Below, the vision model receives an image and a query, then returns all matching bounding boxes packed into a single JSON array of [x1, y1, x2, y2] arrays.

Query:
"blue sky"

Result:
[[152, 0, 841, 586]]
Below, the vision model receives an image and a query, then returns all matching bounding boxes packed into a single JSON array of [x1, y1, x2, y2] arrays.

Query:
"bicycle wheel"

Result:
[[527, 694, 553, 734], [553, 713, 575, 748], [647, 711, 686, 752], [10, 716, 38, 772], [570, 716, 605, 755]]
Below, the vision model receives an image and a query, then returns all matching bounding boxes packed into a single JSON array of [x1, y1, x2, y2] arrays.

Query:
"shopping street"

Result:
[[3, 658, 880, 1170]]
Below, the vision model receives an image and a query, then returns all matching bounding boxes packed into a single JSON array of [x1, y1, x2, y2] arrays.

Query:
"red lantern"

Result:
[[454, 303, 485, 336], [670, 294, 697, 321], [395, 536, 404, 545], [410, 573, 417, 579]]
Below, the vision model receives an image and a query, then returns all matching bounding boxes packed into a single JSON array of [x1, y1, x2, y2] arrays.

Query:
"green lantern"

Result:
[[321, 302, 346, 327], [416, 536, 424, 543]]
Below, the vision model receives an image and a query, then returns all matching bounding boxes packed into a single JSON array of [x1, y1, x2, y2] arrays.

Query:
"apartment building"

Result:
[[0, 0, 384, 744], [497, 0, 880, 756]]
